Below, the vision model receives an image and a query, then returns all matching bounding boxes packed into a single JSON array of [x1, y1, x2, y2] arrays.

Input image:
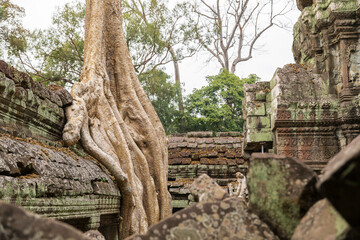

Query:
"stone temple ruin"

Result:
[[243, 0, 360, 171], [0, 0, 360, 240]]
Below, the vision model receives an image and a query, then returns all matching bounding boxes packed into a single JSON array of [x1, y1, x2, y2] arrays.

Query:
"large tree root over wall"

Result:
[[62, 0, 171, 238]]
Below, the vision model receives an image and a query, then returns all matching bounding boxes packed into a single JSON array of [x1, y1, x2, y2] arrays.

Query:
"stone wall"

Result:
[[0, 60, 72, 142], [242, 82, 272, 153], [0, 61, 121, 240], [243, 0, 360, 172], [168, 131, 245, 211]]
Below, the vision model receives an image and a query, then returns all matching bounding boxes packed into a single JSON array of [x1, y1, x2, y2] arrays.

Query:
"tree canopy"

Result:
[[184, 69, 259, 132], [1, 1, 84, 86]]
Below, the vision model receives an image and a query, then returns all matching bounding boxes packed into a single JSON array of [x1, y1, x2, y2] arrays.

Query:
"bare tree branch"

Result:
[[191, 0, 293, 73]]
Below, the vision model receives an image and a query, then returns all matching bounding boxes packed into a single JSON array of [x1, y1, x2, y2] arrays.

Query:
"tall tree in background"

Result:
[[190, 0, 293, 72], [185, 70, 259, 132], [62, 0, 171, 237], [124, 0, 200, 131]]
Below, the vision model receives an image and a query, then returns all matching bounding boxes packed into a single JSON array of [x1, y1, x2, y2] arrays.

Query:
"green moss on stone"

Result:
[[249, 158, 302, 239], [248, 131, 273, 143], [248, 103, 266, 116]]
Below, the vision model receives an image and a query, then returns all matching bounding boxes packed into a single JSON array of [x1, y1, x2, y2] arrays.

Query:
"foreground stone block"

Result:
[[127, 197, 278, 240], [317, 135, 360, 232], [292, 199, 352, 240], [0, 201, 90, 240], [248, 153, 319, 239]]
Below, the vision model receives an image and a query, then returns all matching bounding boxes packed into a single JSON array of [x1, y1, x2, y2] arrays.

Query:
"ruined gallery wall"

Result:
[[243, 0, 360, 171], [168, 131, 245, 210], [0, 61, 121, 240]]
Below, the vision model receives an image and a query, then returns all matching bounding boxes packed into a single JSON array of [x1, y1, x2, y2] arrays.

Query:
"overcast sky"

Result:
[[12, 0, 300, 95]]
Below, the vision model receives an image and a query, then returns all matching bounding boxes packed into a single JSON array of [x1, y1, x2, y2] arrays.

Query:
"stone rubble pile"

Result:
[[128, 135, 360, 240]]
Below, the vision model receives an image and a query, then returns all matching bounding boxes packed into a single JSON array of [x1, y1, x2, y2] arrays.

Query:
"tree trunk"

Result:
[[169, 47, 185, 132], [62, 0, 171, 238]]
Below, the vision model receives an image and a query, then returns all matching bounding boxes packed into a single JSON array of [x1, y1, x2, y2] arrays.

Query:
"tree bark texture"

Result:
[[62, 0, 171, 238]]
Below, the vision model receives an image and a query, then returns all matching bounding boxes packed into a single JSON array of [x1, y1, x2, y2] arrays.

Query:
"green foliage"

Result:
[[184, 69, 259, 132], [123, 0, 198, 74], [139, 69, 181, 134], [0, 0, 27, 58], [6, 1, 85, 87]]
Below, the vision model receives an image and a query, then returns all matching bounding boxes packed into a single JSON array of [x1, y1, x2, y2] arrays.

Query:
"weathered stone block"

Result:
[[180, 150, 191, 157], [187, 132, 213, 138], [244, 81, 270, 93], [172, 200, 190, 209], [181, 158, 191, 165], [317, 135, 360, 232], [215, 157, 227, 165], [245, 129, 273, 143], [199, 158, 210, 165], [214, 137, 228, 144], [246, 116, 271, 129], [291, 199, 352, 240], [204, 138, 214, 144], [187, 143, 197, 148], [248, 153, 319, 240], [236, 158, 244, 164], [168, 143, 178, 149], [128, 198, 278, 240], [168, 136, 184, 143], [296, 0, 313, 11], [169, 158, 182, 165], [233, 143, 242, 148], [84, 230, 106, 240], [216, 132, 242, 137], [177, 142, 187, 148], [0, 201, 91, 240], [189, 174, 227, 202], [53, 88, 73, 107], [255, 91, 267, 101], [247, 102, 266, 116], [226, 159, 237, 166], [225, 151, 235, 159], [0, 65, 70, 142]]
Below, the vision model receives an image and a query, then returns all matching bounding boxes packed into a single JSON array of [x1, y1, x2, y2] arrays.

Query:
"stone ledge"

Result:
[[0, 61, 73, 141]]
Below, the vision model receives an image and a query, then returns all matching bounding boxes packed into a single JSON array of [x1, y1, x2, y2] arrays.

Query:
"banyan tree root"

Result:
[[62, 0, 171, 238]]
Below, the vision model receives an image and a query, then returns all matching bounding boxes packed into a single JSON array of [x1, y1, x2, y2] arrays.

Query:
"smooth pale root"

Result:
[[62, 0, 171, 238]]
